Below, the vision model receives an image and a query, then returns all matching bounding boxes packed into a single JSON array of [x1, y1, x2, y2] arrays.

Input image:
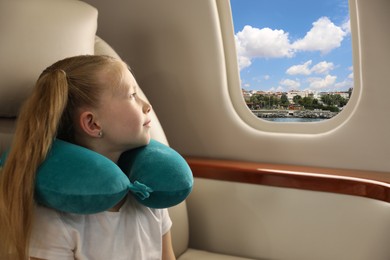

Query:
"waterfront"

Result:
[[263, 117, 326, 122], [251, 109, 338, 122]]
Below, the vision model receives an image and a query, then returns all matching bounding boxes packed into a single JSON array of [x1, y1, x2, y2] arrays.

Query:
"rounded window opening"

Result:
[[230, 0, 356, 127]]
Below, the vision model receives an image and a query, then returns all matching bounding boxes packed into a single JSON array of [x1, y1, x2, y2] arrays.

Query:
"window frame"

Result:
[[217, 0, 361, 134]]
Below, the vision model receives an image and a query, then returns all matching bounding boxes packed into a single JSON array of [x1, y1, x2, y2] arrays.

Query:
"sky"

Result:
[[230, 0, 353, 93]]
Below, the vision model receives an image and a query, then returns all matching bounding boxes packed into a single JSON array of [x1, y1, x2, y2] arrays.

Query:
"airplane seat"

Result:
[[0, 0, 250, 259]]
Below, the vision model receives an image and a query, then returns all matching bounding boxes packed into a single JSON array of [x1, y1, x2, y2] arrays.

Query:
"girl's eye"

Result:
[[130, 92, 137, 99]]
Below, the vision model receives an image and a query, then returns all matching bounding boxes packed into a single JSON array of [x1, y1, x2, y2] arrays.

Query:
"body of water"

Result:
[[263, 118, 326, 123]]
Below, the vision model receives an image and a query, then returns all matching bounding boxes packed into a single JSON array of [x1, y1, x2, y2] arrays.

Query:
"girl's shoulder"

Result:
[[31, 203, 75, 254]]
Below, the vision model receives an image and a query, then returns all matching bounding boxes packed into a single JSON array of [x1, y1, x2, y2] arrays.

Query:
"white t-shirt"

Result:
[[29, 195, 172, 260]]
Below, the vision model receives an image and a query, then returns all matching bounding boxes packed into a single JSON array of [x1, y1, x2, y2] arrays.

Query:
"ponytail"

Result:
[[0, 69, 69, 259], [0, 55, 121, 259]]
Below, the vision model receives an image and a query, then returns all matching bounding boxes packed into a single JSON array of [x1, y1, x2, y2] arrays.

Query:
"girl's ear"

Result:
[[79, 111, 102, 138]]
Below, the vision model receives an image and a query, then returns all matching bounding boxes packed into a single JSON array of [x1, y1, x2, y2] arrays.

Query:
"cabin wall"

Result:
[[83, 0, 390, 173], [187, 178, 390, 259]]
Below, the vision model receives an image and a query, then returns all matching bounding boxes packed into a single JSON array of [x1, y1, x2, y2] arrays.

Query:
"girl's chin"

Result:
[[129, 136, 151, 150], [143, 136, 151, 145]]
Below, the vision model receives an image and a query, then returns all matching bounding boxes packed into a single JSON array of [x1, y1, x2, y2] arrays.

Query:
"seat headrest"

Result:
[[0, 0, 98, 117]]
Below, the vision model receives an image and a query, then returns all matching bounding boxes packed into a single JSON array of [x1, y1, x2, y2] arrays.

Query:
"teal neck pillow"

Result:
[[0, 139, 193, 214]]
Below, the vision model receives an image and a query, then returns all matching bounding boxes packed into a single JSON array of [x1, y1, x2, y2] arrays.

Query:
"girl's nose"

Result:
[[143, 100, 152, 114]]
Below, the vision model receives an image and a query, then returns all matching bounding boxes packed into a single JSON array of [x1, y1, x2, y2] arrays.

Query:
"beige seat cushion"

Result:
[[178, 249, 256, 260]]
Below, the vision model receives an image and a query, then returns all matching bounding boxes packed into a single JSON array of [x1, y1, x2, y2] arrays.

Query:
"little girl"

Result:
[[0, 55, 176, 260]]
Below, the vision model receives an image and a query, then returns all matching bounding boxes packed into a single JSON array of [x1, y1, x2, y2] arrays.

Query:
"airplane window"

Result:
[[226, 0, 357, 132]]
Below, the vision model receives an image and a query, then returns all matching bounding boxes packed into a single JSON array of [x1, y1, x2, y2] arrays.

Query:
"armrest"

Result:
[[186, 157, 390, 203]]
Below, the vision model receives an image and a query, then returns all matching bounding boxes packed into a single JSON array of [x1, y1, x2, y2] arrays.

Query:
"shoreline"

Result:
[[251, 109, 338, 119]]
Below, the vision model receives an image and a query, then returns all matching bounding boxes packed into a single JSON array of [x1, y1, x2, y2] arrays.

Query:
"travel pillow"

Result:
[[0, 139, 193, 214]]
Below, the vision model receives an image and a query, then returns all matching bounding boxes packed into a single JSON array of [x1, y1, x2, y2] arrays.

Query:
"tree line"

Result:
[[247, 90, 351, 112]]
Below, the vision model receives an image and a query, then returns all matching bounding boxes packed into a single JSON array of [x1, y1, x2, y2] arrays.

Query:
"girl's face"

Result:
[[96, 63, 152, 154]]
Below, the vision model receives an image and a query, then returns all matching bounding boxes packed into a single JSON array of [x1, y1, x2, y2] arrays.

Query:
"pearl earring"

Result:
[[98, 131, 103, 137]]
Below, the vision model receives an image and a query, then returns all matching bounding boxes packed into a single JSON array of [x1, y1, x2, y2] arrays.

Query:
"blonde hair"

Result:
[[0, 55, 123, 259]]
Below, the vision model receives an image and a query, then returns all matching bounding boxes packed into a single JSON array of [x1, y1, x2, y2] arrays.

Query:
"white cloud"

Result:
[[235, 25, 294, 70], [286, 60, 334, 75], [311, 61, 335, 74], [280, 79, 300, 89], [263, 75, 270, 80], [286, 60, 312, 75], [237, 55, 252, 70], [307, 75, 337, 89], [291, 17, 346, 54], [235, 17, 348, 72], [334, 78, 353, 89], [341, 19, 351, 35]]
